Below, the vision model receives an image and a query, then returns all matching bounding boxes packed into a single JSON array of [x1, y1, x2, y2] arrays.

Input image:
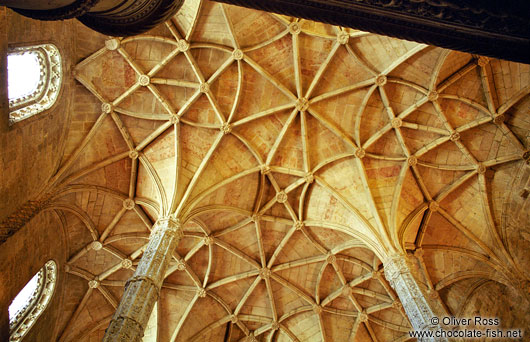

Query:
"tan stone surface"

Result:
[[1, 0, 530, 341]]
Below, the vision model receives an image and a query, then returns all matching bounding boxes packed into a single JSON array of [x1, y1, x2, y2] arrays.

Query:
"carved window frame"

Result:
[[7, 44, 62, 125], [9, 260, 57, 342]]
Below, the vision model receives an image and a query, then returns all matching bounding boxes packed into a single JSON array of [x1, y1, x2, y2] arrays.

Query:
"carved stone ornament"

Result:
[[88, 279, 100, 288], [326, 253, 336, 264], [129, 150, 139, 160], [169, 115, 180, 124], [304, 172, 314, 184], [375, 74, 387, 86], [176, 259, 186, 271], [295, 97, 309, 111], [102, 102, 113, 114], [103, 216, 182, 342], [428, 200, 439, 212], [427, 91, 439, 102], [289, 22, 301, 35], [342, 285, 352, 296], [203, 236, 214, 246], [260, 165, 271, 175], [231, 314, 238, 323], [199, 82, 210, 93], [355, 148, 366, 159], [178, 39, 190, 52], [8, 44, 63, 125], [493, 114, 505, 125], [91, 240, 103, 251], [197, 288, 207, 298], [9, 261, 57, 342], [337, 31, 350, 45], [233, 49, 244, 61], [123, 198, 135, 210], [220, 123, 232, 135], [450, 131, 460, 141], [138, 74, 150, 86], [105, 38, 120, 51], [391, 117, 402, 128], [477, 56, 490, 67], [271, 321, 280, 330], [313, 304, 323, 314], [359, 311, 368, 322], [408, 156, 418, 166], [383, 254, 449, 341], [259, 267, 271, 279], [276, 191, 288, 204], [121, 259, 133, 269], [294, 220, 304, 231], [477, 164, 487, 175]]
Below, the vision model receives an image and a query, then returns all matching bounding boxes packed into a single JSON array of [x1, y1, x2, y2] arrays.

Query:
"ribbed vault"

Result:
[[39, 0, 530, 341]]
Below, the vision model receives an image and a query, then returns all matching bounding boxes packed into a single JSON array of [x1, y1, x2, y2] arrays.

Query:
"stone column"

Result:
[[103, 217, 182, 342], [384, 254, 449, 342]]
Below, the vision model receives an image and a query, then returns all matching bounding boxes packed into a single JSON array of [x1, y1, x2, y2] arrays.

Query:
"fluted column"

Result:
[[103, 217, 182, 342], [384, 254, 449, 342]]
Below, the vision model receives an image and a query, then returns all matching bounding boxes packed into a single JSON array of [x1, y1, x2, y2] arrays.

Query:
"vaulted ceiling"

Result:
[[36, 0, 530, 341]]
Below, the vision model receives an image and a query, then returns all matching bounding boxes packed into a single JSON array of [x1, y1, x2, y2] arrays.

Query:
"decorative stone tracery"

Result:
[[8, 44, 62, 124]]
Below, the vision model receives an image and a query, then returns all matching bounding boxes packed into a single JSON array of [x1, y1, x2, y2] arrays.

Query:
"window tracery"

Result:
[[7, 44, 62, 124], [8, 260, 57, 342]]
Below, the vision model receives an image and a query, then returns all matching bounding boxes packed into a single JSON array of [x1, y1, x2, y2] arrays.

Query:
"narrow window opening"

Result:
[[7, 53, 42, 101], [8, 260, 57, 342], [7, 44, 62, 124]]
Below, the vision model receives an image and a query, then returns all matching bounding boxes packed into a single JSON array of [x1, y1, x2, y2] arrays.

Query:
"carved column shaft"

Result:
[[103, 217, 182, 342], [384, 254, 449, 342]]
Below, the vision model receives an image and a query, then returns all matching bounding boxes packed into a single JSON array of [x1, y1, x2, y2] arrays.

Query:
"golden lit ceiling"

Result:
[[40, 0, 530, 341]]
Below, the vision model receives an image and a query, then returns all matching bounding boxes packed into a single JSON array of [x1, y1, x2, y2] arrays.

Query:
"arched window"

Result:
[[8, 260, 57, 342], [7, 44, 62, 124]]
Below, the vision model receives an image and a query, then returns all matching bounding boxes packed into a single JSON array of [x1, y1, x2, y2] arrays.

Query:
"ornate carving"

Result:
[[9, 261, 57, 342], [326, 253, 336, 264], [429, 201, 439, 212], [103, 217, 182, 341], [384, 254, 448, 341], [289, 22, 301, 35], [121, 259, 133, 269], [477, 56, 490, 67], [313, 304, 323, 314], [233, 49, 244, 61], [220, 123, 232, 135], [79, 0, 186, 37], [342, 285, 352, 296], [138, 75, 150, 87], [129, 150, 139, 160], [260, 165, 272, 175], [169, 115, 180, 124], [88, 279, 100, 289], [450, 131, 460, 141], [355, 148, 366, 159], [427, 91, 439, 102], [276, 191, 288, 204], [294, 220, 304, 231], [102, 102, 113, 114], [337, 31, 350, 45], [259, 267, 271, 279], [123, 198, 135, 210], [178, 39, 190, 52], [105, 38, 121, 51], [295, 97, 309, 111], [493, 114, 505, 125], [477, 164, 487, 175], [200, 82, 210, 93], [271, 321, 280, 330], [375, 74, 387, 86], [391, 117, 402, 128], [8, 44, 63, 125], [408, 156, 418, 166], [91, 241, 103, 251], [359, 311, 368, 323], [304, 172, 314, 184]]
